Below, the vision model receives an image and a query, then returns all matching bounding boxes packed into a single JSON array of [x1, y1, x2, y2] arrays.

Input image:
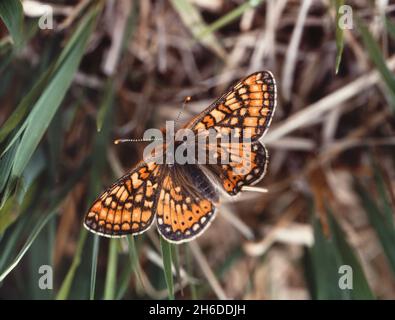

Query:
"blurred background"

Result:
[[0, 0, 395, 300]]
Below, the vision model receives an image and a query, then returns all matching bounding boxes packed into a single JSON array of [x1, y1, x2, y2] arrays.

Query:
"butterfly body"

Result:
[[84, 71, 277, 243]]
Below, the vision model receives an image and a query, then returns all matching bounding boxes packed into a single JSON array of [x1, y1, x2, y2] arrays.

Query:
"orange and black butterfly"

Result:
[[84, 71, 277, 243]]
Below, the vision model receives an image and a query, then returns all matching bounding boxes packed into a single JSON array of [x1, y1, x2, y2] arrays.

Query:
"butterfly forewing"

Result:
[[84, 161, 160, 237], [188, 71, 276, 141]]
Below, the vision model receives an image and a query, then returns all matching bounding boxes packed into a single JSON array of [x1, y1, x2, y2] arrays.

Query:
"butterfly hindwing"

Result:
[[84, 161, 160, 237], [207, 141, 268, 196], [156, 165, 219, 243]]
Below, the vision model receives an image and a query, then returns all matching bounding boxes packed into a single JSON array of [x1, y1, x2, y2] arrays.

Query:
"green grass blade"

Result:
[[306, 206, 374, 299], [355, 181, 395, 276], [334, 0, 344, 74], [196, 0, 264, 40], [171, 244, 182, 294], [28, 218, 55, 299], [185, 244, 197, 299], [328, 213, 374, 299], [127, 236, 144, 290], [357, 16, 395, 109], [89, 235, 100, 300], [0, 67, 54, 145], [160, 236, 174, 300], [0, 0, 23, 49], [0, 142, 18, 194], [170, 0, 226, 59], [306, 217, 344, 299], [0, 207, 58, 283], [96, 79, 115, 132], [56, 229, 88, 300], [10, 10, 98, 180], [0, 148, 45, 233], [0, 194, 18, 234], [0, 157, 89, 283], [385, 16, 395, 40], [115, 236, 145, 299], [373, 163, 394, 226], [115, 257, 134, 299], [0, 212, 29, 271], [16, 148, 46, 204], [104, 239, 119, 300], [0, 4, 100, 147]]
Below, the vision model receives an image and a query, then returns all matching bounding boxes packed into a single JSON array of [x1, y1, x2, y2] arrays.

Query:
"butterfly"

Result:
[[84, 71, 277, 243]]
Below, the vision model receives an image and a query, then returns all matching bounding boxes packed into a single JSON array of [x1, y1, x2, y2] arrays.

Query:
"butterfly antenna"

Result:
[[174, 96, 191, 126], [115, 96, 191, 145], [114, 138, 162, 144]]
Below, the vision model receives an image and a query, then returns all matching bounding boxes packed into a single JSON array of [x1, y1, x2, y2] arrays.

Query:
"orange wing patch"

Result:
[[188, 71, 276, 196], [156, 166, 218, 243], [84, 161, 160, 237], [217, 141, 268, 196], [188, 71, 276, 141]]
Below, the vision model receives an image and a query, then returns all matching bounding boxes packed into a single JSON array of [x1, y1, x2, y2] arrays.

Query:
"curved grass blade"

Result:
[[0, 148, 44, 233], [0, 66, 54, 146], [9, 6, 99, 180], [0, 157, 89, 283], [115, 236, 145, 299], [170, 0, 226, 59], [0, 207, 58, 283], [0, 211, 29, 272], [357, 16, 395, 109], [56, 229, 88, 300], [0, 0, 23, 49], [196, 0, 264, 40], [160, 236, 174, 300]]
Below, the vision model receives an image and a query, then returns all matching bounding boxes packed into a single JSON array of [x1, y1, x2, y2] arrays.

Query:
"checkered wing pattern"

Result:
[[84, 161, 160, 237], [188, 71, 276, 196], [156, 165, 219, 243]]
